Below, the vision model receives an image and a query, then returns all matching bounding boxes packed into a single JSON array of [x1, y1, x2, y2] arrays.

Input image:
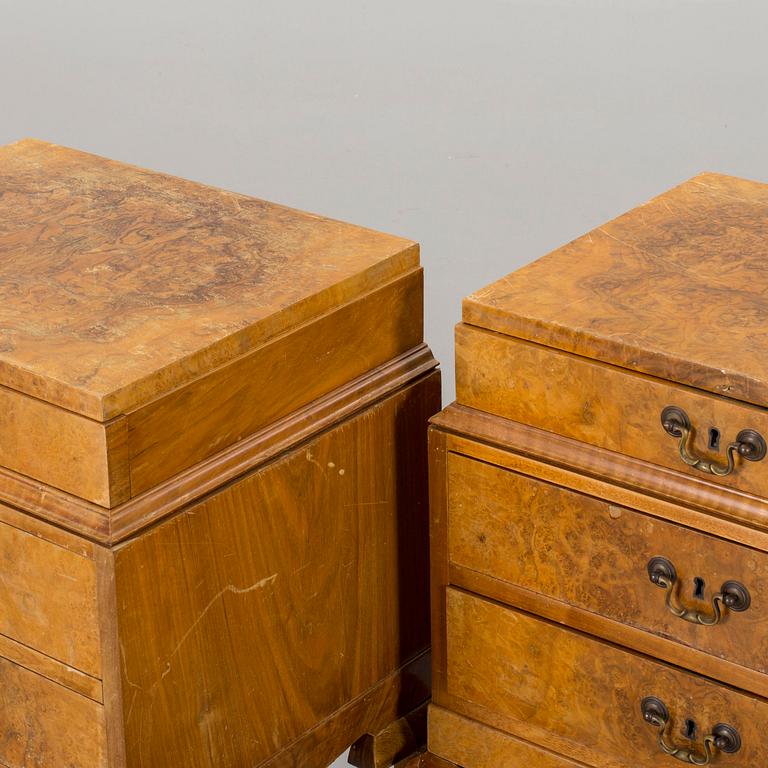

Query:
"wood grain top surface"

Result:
[[0, 139, 417, 419], [464, 172, 768, 407]]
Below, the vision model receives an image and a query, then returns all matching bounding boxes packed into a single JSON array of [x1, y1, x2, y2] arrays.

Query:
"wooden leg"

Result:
[[349, 701, 429, 768]]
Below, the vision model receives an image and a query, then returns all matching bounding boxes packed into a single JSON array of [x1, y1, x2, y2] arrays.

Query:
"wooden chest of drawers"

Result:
[[428, 173, 768, 767], [0, 139, 440, 768]]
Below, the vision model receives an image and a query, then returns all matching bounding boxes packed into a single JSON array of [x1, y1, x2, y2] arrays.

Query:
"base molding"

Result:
[[258, 651, 430, 768], [428, 705, 588, 768]]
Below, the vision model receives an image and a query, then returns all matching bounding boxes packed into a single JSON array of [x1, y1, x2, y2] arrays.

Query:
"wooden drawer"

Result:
[[455, 325, 768, 500], [430, 706, 584, 768], [445, 588, 768, 768], [0, 653, 106, 767], [448, 452, 768, 682], [0, 515, 101, 678]]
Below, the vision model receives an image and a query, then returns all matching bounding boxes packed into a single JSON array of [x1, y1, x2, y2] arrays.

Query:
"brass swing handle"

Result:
[[641, 697, 741, 765], [661, 406, 766, 477], [647, 557, 750, 626]]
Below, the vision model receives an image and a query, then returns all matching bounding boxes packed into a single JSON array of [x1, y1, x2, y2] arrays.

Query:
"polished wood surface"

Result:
[[0, 268, 421, 507], [456, 325, 768, 499], [0, 513, 100, 678], [448, 452, 768, 681], [0, 142, 437, 768], [0, 384, 117, 506], [444, 588, 768, 768], [433, 404, 768, 543], [125, 269, 423, 495], [0, 139, 417, 419], [113, 375, 438, 767], [450, 561, 768, 699], [463, 172, 768, 407], [432, 178, 768, 768], [112, 343, 436, 543], [0, 272, 423, 507], [0, 654, 107, 767], [262, 652, 429, 768], [0, 634, 101, 703], [430, 707, 586, 768], [0, 139, 423, 506], [430, 423, 768, 696], [0, 344, 435, 544]]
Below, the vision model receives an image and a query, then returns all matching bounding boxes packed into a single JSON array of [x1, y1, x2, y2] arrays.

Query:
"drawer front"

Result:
[[455, 324, 768, 499], [448, 452, 768, 678], [0, 654, 106, 767], [445, 588, 768, 768], [0, 519, 101, 678], [430, 705, 583, 768]]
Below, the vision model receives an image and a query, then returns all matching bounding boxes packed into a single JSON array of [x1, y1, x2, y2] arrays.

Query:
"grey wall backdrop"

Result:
[[2, 1, 765, 763]]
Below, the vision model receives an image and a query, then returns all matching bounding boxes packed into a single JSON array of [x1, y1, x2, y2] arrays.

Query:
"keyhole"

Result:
[[684, 718, 698, 740], [693, 577, 706, 599], [709, 427, 721, 451]]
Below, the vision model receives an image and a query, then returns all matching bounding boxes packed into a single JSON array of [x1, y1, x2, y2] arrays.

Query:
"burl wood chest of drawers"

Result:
[[0, 139, 440, 768], [428, 173, 768, 767]]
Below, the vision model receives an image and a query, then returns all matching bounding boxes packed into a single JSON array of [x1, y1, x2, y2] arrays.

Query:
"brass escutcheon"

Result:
[[660, 405, 766, 477], [641, 696, 741, 765]]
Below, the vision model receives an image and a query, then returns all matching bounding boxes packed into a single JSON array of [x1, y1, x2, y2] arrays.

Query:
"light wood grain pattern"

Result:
[[429, 707, 587, 768], [0, 634, 101, 702], [450, 562, 768, 700], [464, 172, 768, 407], [126, 269, 423, 495], [0, 501, 95, 557], [0, 517, 100, 677], [113, 376, 438, 768], [95, 546, 127, 768], [112, 343, 436, 542], [0, 655, 106, 768], [456, 325, 768, 499], [0, 139, 417, 420], [0, 468, 110, 541], [0, 272, 422, 507], [0, 384, 118, 506], [429, 421, 768, 703], [0, 345, 435, 543], [448, 452, 768, 687], [432, 405, 768, 544], [444, 589, 768, 768]]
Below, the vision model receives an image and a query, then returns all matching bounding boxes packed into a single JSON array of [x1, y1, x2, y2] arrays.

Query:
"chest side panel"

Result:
[[113, 374, 439, 768]]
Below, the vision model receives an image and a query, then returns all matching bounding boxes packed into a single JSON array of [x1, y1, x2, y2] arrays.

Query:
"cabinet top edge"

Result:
[[463, 172, 768, 408], [0, 139, 418, 420]]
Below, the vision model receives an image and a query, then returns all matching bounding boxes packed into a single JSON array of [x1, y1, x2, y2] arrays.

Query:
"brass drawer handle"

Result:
[[647, 556, 750, 626], [641, 697, 741, 765], [661, 406, 766, 476]]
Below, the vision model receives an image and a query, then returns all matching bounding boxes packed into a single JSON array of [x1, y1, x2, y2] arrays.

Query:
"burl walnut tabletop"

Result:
[[464, 172, 768, 407], [0, 139, 417, 419]]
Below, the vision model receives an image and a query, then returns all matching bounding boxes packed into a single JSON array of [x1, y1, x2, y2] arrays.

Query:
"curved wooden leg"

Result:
[[348, 701, 428, 768]]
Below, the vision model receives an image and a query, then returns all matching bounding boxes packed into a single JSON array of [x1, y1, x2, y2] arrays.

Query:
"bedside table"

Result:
[[0, 139, 439, 768], [429, 173, 768, 767]]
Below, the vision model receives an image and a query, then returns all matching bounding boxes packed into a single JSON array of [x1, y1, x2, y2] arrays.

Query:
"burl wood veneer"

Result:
[[0, 139, 440, 768], [429, 174, 768, 767]]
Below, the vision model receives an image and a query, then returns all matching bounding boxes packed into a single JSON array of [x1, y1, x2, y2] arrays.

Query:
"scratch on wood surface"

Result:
[[159, 574, 278, 682], [123, 573, 279, 713]]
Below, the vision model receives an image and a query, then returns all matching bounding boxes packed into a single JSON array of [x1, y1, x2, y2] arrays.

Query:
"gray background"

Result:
[[1, 1, 765, 764]]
